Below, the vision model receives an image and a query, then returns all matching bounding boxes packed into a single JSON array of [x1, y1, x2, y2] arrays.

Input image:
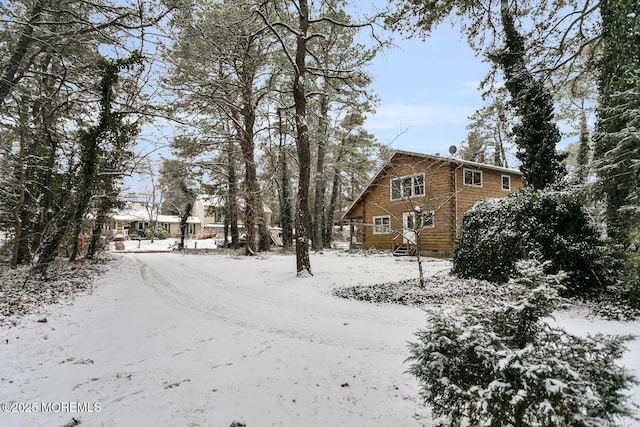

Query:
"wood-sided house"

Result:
[[342, 150, 524, 256]]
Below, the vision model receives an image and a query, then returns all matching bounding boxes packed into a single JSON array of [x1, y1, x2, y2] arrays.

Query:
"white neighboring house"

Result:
[[192, 194, 273, 244], [110, 204, 200, 240], [109, 195, 273, 242]]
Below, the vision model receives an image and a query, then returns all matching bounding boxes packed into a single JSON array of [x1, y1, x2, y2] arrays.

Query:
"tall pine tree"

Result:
[[496, 0, 566, 189], [594, 0, 640, 247]]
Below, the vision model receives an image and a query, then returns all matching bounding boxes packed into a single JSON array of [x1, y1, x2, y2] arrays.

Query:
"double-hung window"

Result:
[[464, 169, 482, 187], [501, 175, 511, 191], [373, 216, 391, 234], [391, 174, 425, 200]]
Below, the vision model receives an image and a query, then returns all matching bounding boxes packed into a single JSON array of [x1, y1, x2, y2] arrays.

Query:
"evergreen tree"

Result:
[[575, 110, 591, 184], [256, 0, 382, 275], [387, 0, 568, 189], [496, 1, 566, 189], [463, 92, 512, 167], [324, 112, 378, 247], [408, 260, 637, 426], [594, 0, 640, 247], [164, 0, 276, 255], [37, 54, 140, 271], [459, 130, 486, 163]]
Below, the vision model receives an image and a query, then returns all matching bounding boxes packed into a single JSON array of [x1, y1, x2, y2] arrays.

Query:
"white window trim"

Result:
[[390, 173, 426, 200], [463, 168, 483, 187], [372, 215, 391, 234], [501, 174, 511, 191]]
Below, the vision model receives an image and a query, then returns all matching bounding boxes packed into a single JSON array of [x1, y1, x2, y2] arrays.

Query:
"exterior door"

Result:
[[402, 212, 416, 245]]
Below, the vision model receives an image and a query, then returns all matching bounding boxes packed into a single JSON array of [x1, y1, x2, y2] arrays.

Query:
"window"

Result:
[[405, 211, 435, 230], [391, 179, 402, 200], [391, 174, 425, 200], [402, 177, 413, 198], [414, 174, 425, 196], [187, 223, 196, 235], [464, 169, 482, 187], [161, 223, 171, 233], [420, 211, 435, 228], [502, 175, 511, 191], [137, 222, 149, 231], [373, 216, 391, 234]]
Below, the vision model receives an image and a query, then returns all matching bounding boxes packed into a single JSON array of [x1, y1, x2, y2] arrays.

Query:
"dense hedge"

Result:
[[452, 189, 615, 297]]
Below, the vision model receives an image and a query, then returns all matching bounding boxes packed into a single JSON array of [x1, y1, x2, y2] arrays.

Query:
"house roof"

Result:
[[392, 150, 522, 175], [342, 150, 522, 220], [111, 207, 200, 224]]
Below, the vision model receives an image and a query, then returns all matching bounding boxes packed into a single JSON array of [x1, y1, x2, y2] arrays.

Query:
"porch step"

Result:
[[393, 244, 415, 257]]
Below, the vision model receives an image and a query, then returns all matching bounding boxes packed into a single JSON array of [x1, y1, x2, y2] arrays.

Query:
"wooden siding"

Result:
[[453, 166, 524, 235], [356, 154, 458, 252], [346, 152, 524, 254]]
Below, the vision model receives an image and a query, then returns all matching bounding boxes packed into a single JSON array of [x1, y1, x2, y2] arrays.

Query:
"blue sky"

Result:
[[363, 24, 491, 157]]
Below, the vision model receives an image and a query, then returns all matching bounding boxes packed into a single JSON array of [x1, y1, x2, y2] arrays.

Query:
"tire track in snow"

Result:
[[132, 254, 414, 356]]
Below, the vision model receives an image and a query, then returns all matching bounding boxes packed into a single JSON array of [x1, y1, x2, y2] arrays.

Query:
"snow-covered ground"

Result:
[[111, 237, 220, 252], [1, 250, 639, 427]]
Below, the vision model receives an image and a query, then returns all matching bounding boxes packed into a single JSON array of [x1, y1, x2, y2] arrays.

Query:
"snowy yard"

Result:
[[1, 249, 639, 427]]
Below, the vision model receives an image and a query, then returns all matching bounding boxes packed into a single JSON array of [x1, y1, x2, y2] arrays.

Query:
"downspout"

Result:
[[454, 164, 459, 237]]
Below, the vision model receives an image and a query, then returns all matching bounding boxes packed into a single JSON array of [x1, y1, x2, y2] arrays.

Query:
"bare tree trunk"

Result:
[[313, 93, 329, 251], [86, 209, 106, 260], [415, 231, 425, 288], [325, 165, 341, 249], [226, 143, 240, 249], [35, 171, 75, 274], [235, 96, 259, 256], [11, 124, 26, 268], [12, 102, 37, 266], [277, 110, 293, 247], [293, 0, 312, 276]]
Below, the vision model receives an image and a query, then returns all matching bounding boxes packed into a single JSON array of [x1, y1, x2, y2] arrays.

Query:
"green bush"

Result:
[[452, 189, 615, 298], [594, 251, 640, 320], [143, 226, 168, 240], [407, 261, 637, 427]]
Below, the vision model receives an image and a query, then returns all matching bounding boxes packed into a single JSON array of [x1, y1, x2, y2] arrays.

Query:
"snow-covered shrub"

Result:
[[407, 261, 637, 426], [453, 189, 614, 298]]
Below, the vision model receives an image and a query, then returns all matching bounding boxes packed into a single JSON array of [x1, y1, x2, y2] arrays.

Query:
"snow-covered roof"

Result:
[[111, 207, 199, 224]]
